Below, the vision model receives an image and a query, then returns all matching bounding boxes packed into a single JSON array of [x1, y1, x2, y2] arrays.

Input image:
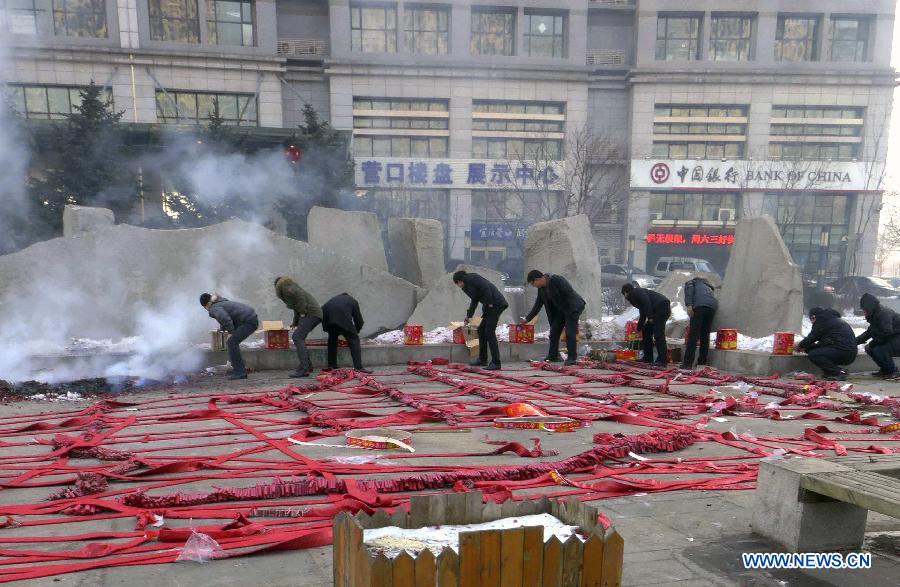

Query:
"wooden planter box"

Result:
[[333, 491, 624, 587]]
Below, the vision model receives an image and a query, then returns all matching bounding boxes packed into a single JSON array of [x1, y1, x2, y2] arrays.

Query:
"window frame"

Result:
[[709, 13, 753, 61], [775, 14, 821, 62], [403, 4, 449, 55], [148, 0, 200, 43], [470, 6, 516, 57], [206, 0, 255, 47], [829, 15, 869, 62], [523, 10, 566, 58], [350, 2, 397, 53], [655, 13, 702, 61], [155, 90, 258, 126], [4, 0, 42, 34]]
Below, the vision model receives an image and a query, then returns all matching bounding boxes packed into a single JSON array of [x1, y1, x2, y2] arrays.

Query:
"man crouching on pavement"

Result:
[[200, 293, 259, 380]]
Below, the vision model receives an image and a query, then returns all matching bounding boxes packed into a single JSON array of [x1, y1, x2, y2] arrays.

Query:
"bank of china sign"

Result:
[[631, 160, 881, 192], [355, 158, 563, 189]]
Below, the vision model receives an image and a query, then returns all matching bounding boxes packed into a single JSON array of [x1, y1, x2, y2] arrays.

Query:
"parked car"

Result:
[[879, 276, 900, 289], [601, 264, 661, 289], [650, 257, 721, 280], [828, 276, 900, 312], [802, 279, 836, 310]]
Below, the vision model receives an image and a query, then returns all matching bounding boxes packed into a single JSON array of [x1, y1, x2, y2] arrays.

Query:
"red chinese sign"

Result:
[[646, 232, 735, 246]]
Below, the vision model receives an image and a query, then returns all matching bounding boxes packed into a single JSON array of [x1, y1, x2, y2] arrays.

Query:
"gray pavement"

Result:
[[0, 364, 897, 586]]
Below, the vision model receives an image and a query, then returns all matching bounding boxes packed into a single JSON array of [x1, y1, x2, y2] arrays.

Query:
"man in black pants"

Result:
[[454, 270, 508, 370], [622, 283, 671, 365], [856, 293, 900, 379], [201, 293, 259, 380], [524, 269, 586, 366], [795, 307, 857, 381], [680, 277, 718, 369], [321, 293, 372, 374]]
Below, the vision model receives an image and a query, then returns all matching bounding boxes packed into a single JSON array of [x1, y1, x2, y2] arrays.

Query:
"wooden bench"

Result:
[[753, 454, 900, 551]]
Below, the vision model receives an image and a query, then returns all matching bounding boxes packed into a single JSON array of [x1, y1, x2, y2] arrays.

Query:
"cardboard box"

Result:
[[262, 320, 290, 350], [448, 321, 480, 356], [509, 323, 535, 344], [211, 330, 227, 352]]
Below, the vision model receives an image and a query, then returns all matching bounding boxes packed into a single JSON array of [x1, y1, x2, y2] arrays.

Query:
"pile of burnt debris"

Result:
[[0, 375, 197, 400]]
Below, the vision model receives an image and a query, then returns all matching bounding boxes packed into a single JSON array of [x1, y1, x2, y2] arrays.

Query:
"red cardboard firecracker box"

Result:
[[715, 328, 738, 350], [404, 324, 424, 345], [509, 323, 535, 344], [625, 320, 641, 342], [265, 329, 290, 350], [452, 328, 466, 344], [773, 332, 795, 355]]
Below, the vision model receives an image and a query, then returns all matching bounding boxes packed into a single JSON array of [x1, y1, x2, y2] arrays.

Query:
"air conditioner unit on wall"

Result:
[[718, 208, 736, 222]]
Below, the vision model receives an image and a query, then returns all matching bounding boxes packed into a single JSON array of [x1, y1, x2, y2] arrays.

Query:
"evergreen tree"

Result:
[[31, 81, 135, 235]]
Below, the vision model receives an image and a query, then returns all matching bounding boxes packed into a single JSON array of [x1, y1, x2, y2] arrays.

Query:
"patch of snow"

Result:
[[364, 513, 581, 558]]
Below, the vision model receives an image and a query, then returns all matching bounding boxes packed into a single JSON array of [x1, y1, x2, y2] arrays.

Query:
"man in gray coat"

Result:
[[680, 277, 718, 369], [200, 293, 258, 380]]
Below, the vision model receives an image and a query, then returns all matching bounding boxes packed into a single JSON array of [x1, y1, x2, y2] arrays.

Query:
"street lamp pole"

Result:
[[626, 235, 636, 284], [817, 229, 830, 290]]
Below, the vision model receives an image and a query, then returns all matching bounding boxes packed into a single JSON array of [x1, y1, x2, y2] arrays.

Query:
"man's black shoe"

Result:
[[228, 372, 248, 380], [563, 359, 578, 366], [288, 370, 310, 378], [543, 357, 562, 363], [470, 359, 486, 367], [484, 363, 501, 371], [356, 367, 374, 374]]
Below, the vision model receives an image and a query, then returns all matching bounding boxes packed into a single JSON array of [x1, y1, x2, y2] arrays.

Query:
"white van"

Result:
[[652, 257, 720, 279]]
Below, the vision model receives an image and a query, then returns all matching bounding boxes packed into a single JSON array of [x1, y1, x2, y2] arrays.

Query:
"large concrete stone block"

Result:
[[0, 216, 422, 345], [523, 215, 604, 325], [716, 216, 803, 338], [388, 217, 445, 287], [307, 206, 388, 270], [407, 265, 508, 330], [62, 204, 115, 238], [753, 459, 868, 552]]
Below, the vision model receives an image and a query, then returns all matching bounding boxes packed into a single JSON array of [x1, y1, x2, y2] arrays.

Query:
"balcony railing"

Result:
[[586, 49, 628, 66], [277, 39, 328, 58]]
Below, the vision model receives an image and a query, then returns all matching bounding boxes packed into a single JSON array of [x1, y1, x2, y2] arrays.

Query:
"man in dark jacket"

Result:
[[274, 276, 322, 378], [796, 307, 858, 380], [524, 270, 586, 365], [200, 293, 258, 380], [856, 293, 900, 378], [453, 270, 508, 370], [321, 293, 371, 374], [680, 277, 718, 369], [622, 283, 671, 365]]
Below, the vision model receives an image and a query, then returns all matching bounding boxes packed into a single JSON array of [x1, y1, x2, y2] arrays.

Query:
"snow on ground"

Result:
[[364, 513, 581, 558]]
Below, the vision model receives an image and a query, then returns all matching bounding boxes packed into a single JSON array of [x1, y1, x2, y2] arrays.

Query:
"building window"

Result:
[[472, 100, 565, 160], [8, 84, 112, 119], [650, 193, 740, 223], [352, 97, 449, 158], [769, 106, 863, 161], [350, 3, 396, 53], [52, 0, 108, 37], [155, 90, 257, 126], [709, 14, 752, 61], [206, 0, 253, 46], [656, 14, 701, 61], [652, 105, 748, 159], [4, 0, 41, 34], [368, 189, 449, 225], [775, 15, 820, 62], [524, 11, 565, 58], [471, 7, 515, 56], [404, 5, 448, 55], [830, 17, 869, 62], [149, 0, 199, 43], [769, 193, 850, 279]]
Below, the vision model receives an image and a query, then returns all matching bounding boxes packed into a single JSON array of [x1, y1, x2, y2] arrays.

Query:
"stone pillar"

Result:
[[62, 205, 115, 239]]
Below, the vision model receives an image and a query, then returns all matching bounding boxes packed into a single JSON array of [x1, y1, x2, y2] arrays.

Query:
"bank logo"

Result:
[[650, 162, 670, 184]]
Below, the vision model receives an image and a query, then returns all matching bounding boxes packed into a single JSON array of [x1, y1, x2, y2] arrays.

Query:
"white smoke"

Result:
[[0, 35, 33, 253]]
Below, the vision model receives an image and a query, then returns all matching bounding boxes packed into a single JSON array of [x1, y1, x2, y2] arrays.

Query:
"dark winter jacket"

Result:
[[321, 293, 364, 334], [206, 296, 258, 334], [525, 274, 586, 323], [460, 273, 508, 319], [856, 293, 900, 345], [797, 307, 858, 354], [274, 276, 323, 326], [626, 288, 670, 331], [684, 277, 718, 311]]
